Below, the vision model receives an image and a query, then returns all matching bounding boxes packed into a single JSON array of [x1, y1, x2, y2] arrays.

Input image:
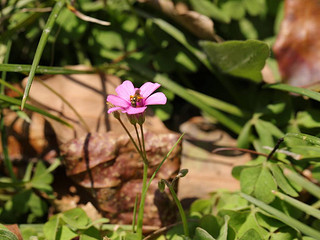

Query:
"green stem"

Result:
[[134, 124, 143, 158], [21, 0, 64, 109], [136, 162, 148, 240], [140, 124, 147, 163], [117, 118, 143, 157], [132, 194, 139, 233], [166, 182, 189, 237]]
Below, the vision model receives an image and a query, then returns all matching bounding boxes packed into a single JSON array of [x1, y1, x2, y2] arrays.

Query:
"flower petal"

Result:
[[125, 106, 147, 114], [116, 80, 135, 101], [107, 94, 129, 108], [107, 107, 122, 114], [145, 92, 167, 105], [139, 82, 161, 98]]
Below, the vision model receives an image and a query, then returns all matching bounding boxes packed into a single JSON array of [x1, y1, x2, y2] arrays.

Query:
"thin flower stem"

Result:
[[165, 181, 189, 237], [136, 162, 149, 240], [117, 118, 143, 157], [134, 124, 144, 159], [140, 124, 147, 161]]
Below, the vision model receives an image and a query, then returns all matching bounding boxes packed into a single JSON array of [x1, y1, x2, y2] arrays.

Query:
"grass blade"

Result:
[[272, 190, 320, 220], [0, 94, 72, 128], [187, 89, 249, 118], [241, 193, 320, 239], [266, 83, 320, 102], [0, 64, 96, 74], [0, 40, 17, 181], [285, 132, 320, 146], [284, 168, 320, 199], [21, 1, 65, 110]]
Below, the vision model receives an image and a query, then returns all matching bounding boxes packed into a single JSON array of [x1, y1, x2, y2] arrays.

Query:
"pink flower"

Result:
[[107, 80, 167, 115]]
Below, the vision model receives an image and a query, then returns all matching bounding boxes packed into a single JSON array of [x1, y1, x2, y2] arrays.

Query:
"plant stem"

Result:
[[117, 118, 143, 157], [140, 124, 147, 161], [136, 161, 148, 239], [134, 124, 143, 157], [132, 194, 139, 233], [166, 181, 189, 237]]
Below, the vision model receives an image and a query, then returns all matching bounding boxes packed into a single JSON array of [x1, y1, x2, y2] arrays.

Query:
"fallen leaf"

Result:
[[61, 131, 182, 227]]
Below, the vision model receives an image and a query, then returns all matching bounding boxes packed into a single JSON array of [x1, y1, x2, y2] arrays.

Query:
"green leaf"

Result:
[[61, 208, 90, 230], [189, 0, 230, 23], [257, 120, 284, 139], [217, 215, 230, 240], [266, 83, 320, 102], [221, 1, 246, 20], [285, 133, 320, 146], [200, 40, 270, 82], [55, 7, 87, 42], [237, 120, 253, 149], [59, 225, 77, 240], [31, 161, 54, 192], [239, 229, 262, 240], [194, 227, 216, 240], [254, 165, 277, 203], [255, 119, 274, 149], [190, 199, 213, 215], [240, 166, 262, 195], [199, 215, 220, 238], [216, 192, 248, 211], [243, 0, 266, 16], [28, 193, 47, 217], [239, 18, 258, 39], [297, 110, 320, 128], [0, 229, 19, 240], [269, 163, 298, 197], [43, 215, 60, 240]]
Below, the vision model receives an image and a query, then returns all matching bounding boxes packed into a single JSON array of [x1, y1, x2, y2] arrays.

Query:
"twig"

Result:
[[67, 4, 110, 26]]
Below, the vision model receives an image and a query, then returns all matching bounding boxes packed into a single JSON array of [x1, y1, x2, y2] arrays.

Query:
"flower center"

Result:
[[130, 90, 144, 107]]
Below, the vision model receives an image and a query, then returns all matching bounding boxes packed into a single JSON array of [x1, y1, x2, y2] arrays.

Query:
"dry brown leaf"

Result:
[[61, 131, 182, 227], [273, 0, 320, 86], [178, 116, 251, 199]]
